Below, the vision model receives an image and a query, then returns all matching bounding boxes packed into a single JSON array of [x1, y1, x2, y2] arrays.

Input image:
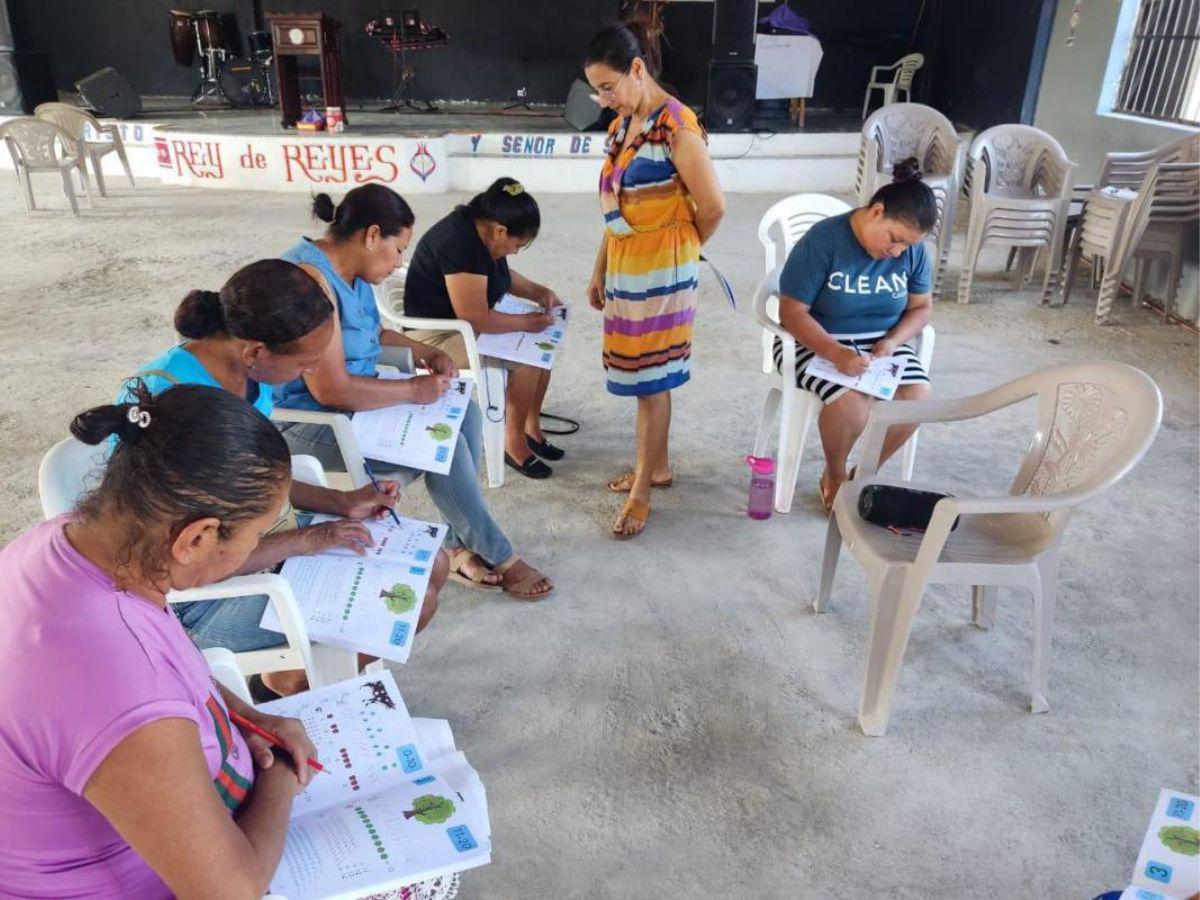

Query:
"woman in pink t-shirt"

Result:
[[0, 383, 318, 898]]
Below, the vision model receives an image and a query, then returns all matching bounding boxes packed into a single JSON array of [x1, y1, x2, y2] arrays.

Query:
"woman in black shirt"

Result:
[[404, 178, 565, 479]]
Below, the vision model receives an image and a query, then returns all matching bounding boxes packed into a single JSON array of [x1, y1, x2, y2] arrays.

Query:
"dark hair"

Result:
[[174, 259, 333, 352], [866, 157, 938, 232], [71, 381, 291, 581], [459, 177, 540, 240], [584, 21, 658, 78], [312, 184, 415, 242]]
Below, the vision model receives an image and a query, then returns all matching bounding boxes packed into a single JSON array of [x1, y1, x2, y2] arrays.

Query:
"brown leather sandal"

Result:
[[494, 557, 554, 601], [606, 471, 674, 493], [447, 548, 502, 592], [612, 497, 650, 539]]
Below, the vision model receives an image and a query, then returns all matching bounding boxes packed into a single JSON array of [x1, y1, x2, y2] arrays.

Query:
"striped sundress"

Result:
[[599, 98, 706, 396]]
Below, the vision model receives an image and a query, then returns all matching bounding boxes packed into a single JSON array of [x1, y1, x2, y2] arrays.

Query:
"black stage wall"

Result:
[[12, 0, 1051, 130]]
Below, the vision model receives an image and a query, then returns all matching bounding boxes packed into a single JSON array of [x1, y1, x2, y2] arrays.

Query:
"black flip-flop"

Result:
[[526, 434, 565, 460], [505, 452, 553, 479]]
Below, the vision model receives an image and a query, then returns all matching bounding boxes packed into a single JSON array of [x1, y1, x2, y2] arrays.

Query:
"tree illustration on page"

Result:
[[379, 583, 418, 614], [403, 794, 456, 824], [425, 423, 453, 441], [1160, 825, 1200, 856]]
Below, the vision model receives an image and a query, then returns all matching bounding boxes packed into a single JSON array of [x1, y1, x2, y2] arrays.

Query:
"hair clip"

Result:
[[127, 405, 151, 429], [502, 182, 525, 197]]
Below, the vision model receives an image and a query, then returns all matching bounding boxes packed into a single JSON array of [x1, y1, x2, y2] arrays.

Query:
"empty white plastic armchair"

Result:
[[755, 194, 852, 374], [0, 117, 91, 215], [34, 102, 135, 196], [1063, 161, 1199, 323], [957, 125, 1076, 306], [37, 439, 332, 689], [749, 266, 935, 513], [376, 267, 508, 488], [816, 362, 1162, 736], [861, 53, 924, 119], [855, 103, 966, 298]]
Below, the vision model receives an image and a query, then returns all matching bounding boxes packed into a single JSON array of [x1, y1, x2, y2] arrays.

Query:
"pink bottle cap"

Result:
[[745, 455, 775, 475]]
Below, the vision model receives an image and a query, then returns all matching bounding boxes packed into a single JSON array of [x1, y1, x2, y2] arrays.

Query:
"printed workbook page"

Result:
[[350, 374, 474, 474], [308, 514, 446, 567], [806, 353, 905, 400], [475, 294, 569, 369]]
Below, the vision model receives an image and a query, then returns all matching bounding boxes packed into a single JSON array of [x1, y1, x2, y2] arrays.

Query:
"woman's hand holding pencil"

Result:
[[231, 710, 322, 786]]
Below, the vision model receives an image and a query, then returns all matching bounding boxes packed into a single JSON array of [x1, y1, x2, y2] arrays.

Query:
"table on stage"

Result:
[[265, 11, 346, 129], [754, 34, 823, 127]]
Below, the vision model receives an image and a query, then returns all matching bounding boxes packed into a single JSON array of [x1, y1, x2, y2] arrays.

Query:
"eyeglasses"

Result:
[[592, 73, 627, 100]]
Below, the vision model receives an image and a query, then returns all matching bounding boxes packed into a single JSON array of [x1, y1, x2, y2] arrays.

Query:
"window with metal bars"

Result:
[[1114, 0, 1200, 125]]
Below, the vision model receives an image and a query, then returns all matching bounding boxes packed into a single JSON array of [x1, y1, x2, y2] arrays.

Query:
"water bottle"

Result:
[[745, 455, 776, 520]]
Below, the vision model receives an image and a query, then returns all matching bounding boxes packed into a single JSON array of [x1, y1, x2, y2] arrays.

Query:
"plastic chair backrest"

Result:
[[1004, 363, 1162, 532], [894, 53, 924, 89], [202, 648, 253, 705], [757, 193, 853, 273], [33, 103, 99, 142], [0, 117, 74, 167], [38, 437, 108, 518], [1097, 134, 1199, 191], [862, 103, 956, 173], [969, 124, 1071, 196], [752, 265, 784, 328]]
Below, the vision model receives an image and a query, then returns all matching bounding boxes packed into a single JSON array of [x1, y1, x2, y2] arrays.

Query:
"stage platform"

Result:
[[0, 96, 868, 195]]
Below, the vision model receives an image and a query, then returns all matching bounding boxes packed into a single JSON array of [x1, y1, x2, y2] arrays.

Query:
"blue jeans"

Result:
[[176, 595, 286, 652], [277, 399, 515, 567]]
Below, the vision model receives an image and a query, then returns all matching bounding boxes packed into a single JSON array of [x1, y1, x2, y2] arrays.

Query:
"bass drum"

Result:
[[218, 57, 271, 108], [192, 9, 225, 53], [247, 30, 273, 61], [168, 9, 196, 67]]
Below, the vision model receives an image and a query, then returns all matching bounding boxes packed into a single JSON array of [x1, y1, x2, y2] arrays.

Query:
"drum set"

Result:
[[169, 9, 275, 108]]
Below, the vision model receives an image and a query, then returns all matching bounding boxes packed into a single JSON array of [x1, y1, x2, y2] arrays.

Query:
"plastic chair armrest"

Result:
[[393, 315, 487, 379], [270, 408, 369, 488]]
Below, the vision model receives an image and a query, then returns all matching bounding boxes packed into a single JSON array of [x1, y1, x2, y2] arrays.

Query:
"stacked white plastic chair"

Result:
[[750, 265, 935, 514], [816, 362, 1161, 736], [38, 438, 359, 688], [754, 193, 853, 375], [855, 103, 966, 298], [957, 125, 1076, 306], [375, 266, 508, 488], [861, 52, 924, 119], [1062, 136, 1200, 323], [34, 102, 136, 197], [0, 117, 90, 215]]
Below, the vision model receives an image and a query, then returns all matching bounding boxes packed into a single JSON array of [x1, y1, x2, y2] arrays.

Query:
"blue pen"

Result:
[[361, 460, 402, 526]]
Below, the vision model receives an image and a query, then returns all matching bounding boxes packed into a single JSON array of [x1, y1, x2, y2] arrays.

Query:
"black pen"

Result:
[[361, 460, 401, 527]]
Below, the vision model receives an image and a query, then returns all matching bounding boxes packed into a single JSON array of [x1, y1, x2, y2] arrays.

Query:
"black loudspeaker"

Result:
[[712, 0, 757, 61], [0, 50, 56, 113], [564, 77, 605, 131], [75, 66, 141, 118], [705, 60, 756, 132]]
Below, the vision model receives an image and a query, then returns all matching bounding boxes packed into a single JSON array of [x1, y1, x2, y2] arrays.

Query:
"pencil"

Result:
[[230, 711, 327, 774], [361, 460, 402, 527]]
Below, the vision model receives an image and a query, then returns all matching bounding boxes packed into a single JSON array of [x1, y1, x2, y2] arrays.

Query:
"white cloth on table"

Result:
[[754, 34, 823, 99]]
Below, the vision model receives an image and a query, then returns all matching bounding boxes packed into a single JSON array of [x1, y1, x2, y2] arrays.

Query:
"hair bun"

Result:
[[174, 289, 226, 339], [892, 157, 923, 184], [312, 192, 337, 223], [71, 382, 155, 446]]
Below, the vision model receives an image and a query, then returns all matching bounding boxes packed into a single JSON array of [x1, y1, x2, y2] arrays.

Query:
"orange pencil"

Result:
[[230, 711, 327, 774]]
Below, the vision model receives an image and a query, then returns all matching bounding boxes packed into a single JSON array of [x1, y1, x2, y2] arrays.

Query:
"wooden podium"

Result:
[[265, 12, 346, 129]]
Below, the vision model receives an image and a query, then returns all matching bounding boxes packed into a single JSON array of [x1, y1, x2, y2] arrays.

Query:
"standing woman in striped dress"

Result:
[[583, 22, 725, 539]]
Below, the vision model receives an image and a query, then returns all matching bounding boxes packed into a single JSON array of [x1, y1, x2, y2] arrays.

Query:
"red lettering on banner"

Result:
[[170, 140, 224, 179], [154, 137, 172, 169], [281, 142, 402, 185], [239, 143, 267, 169]]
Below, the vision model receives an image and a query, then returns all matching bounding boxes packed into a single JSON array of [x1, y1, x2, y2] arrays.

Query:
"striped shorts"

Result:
[[772, 330, 930, 405]]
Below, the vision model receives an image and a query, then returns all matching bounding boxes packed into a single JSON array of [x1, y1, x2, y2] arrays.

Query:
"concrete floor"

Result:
[[0, 175, 1196, 899]]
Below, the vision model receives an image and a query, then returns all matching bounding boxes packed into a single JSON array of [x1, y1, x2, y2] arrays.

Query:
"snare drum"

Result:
[[193, 10, 225, 53], [168, 9, 196, 66], [247, 29, 273, 61]]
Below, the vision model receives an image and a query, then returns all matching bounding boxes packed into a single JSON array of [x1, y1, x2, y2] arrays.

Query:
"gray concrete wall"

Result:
[[1034, 0, 1199, 322]]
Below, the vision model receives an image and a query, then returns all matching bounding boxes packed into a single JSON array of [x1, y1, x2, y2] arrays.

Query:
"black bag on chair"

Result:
[[857, 484, 960, 532]]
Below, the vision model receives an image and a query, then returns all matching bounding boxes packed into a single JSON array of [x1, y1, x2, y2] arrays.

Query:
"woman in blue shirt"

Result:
[[127, 259, 444, 695], [276, 184, 553, 601], [776, 158, 936, 512]]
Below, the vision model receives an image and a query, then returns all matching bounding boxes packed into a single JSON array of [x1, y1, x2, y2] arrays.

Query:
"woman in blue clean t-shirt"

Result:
[[776, 158, 936, 512]]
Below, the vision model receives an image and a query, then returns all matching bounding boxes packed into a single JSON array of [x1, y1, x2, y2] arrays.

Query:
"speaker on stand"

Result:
[[705, 0, 757, 133]]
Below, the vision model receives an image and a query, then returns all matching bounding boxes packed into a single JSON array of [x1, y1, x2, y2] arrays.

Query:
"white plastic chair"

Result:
[[202, 648, 254, 705], [755, 194, 853, 374], [1063, 160, 1199, 324], [816, 362, 1162, 736], [269, 407, 369, 489], [36, 438, 357, 689], [957, 125, 1077, 306], [750, 266, 935, 513], [0, 117, 91, 215], [855, 103, 967, 298], [34, 102, 135, 197], [376, 267, 507, 488], [861, 52, 924, 119]]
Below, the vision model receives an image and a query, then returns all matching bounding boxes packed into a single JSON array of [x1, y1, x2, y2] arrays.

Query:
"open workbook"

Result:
[[475, 294, 570, 370], [350, 373, 474, 474], [1119, 789, 1199, 899], [259, 672, 491, 900], [260, 515, 447, 664]]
